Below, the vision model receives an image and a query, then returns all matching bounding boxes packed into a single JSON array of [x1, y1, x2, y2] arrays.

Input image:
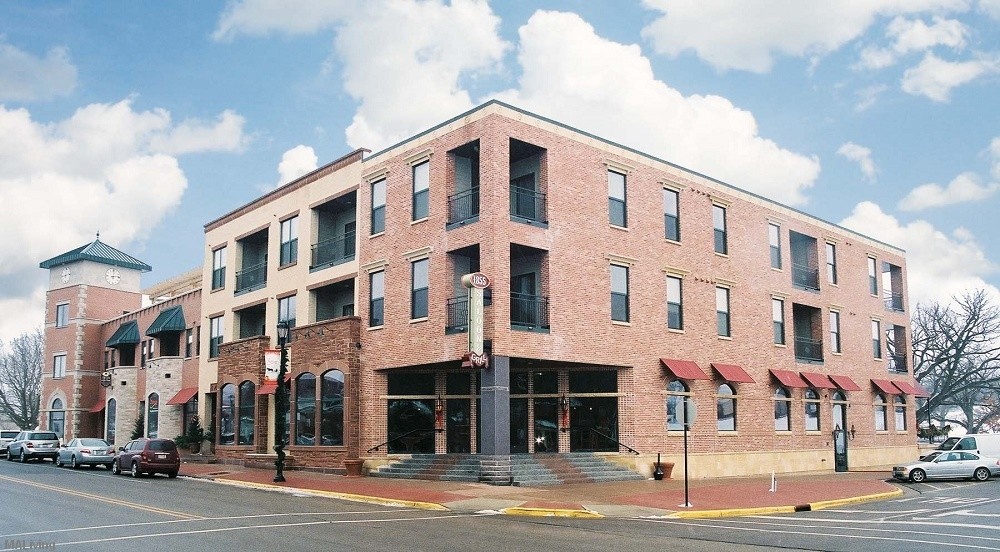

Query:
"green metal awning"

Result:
[[145, 306, 186, 336], [106, 320, 140, 347]]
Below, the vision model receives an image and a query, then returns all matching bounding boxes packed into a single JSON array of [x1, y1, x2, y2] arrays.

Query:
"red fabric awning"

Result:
[[828, 374, 862, 392], [711, 363, 755, 383], [89, 402, 105, 413], [871, 379, 902, 395], [660, 358, 711, 380], [800, 372, 836, 389], [892, 380, 931, 397], [256, 381, 278, 395], [166, 387, 198, 405], [770, 369, 809, 388]]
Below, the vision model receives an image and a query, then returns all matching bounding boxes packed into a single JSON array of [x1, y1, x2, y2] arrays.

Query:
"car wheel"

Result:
[[56, 456, 63, 467], [19, 450, 27, 463], [70, 455, 79, 469], [130, 461, 141, 478], [105, 463, 114, 470], [4, 449, 9, 461], [910, 468, 926, 483], [167, 471, 178, 478], [973, 467, 991, 482], [111, 460, 121, 475]]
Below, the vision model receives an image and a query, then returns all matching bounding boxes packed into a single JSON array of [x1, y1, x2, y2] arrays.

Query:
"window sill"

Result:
[[896, 431, 909, 435], [367, 325, 384, 331], [771, 267, 783, 273], [718, 335, 732, 341], [667, 328, 684, 334], [875, 430, 889, 435], [611, 320, 631, 327], [210, 286, 226, 294], [277, 261, 297, 271], [664, 238, 681, 246], [718, 431, 739, 436], [411, 217, 429, 225], [370, 232, 385, 239], [774, 430, 793, 434], [609, 224, 629, 232], [805, 431, 823, 436], [715, 251, 729, 258], [831, 351, 842, 356], [774, 343, 786, 348], [828, 282, 839, 288], [409, 317, 428, 324]]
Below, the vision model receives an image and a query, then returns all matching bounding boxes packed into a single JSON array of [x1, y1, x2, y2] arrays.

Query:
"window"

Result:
[[53, 354, 66, 378], [279, 216, 298, 266], [874, 394, 888, 431], [830, 311, 842, 353], [278, 295, 296, 329], [868, 256, 878, 295], [768, 223, 781, 269], [106, 398, 117, 443], [412, 161, 429, 221], [772, 298, 785, 345], [147, 393, 159, 438], [872, 320, 882, 359], [665, 380, 690, 431], [55, 303, 69, 328], [49, 398, 65, 440], [411, 258, 429, 319], [209, 316, 223, 359], [826, 242, 837, 284], [369, 270, 385, 327], [185, 328, 194, 357], [219, 383, 235, 445], [774, 388, 791, 431], [894, 395, 907, 430], [212, 247, 226, 290], [663, 188, 679, 241], [611, 264, 629, 322], [804, 389, 820, 431], [716, 286, 731, 337], [713, 204, 727, 254], [238, 381, 255, 445], [666, 275, 683, 330], [717, 383, 736, 431], [608, 170, 627, 227], [295, 373, 316, 445], [371, 178, 386, 234]]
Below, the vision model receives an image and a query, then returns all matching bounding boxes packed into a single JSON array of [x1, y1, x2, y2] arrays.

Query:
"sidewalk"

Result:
[[178, 458, 903, 519]]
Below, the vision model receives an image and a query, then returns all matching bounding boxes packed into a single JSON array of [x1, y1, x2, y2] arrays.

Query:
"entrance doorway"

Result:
[[832, 391, 849, 472]]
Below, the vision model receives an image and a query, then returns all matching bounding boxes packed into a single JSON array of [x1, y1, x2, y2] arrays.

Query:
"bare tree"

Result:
[[913, 290, 1000, 433], [0, 329, 43, 430]]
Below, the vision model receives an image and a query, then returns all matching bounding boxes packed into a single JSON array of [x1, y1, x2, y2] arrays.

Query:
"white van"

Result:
[[934, 434, 1000, 459]]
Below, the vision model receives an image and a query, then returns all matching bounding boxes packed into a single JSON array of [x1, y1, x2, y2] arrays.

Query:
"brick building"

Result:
[[196, 101, 922, 479]]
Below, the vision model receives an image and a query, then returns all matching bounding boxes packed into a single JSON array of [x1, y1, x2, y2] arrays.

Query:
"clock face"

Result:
[[106, 268, 121, 285], [61, 267, 71, 283]]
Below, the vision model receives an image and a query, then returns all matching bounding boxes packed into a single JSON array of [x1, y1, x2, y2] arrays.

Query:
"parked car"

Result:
[[930, 433, 1000, 459], [0, 430, 19, 449], [5, 431, 60, 462], [893, 451, 1000, 482], [111, 438, 180, 478], [56, 438, 115, 469]]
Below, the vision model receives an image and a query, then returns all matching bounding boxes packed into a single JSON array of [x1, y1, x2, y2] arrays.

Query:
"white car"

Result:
[[893, 451, 1000, 482], [0, 430, 19, 449]]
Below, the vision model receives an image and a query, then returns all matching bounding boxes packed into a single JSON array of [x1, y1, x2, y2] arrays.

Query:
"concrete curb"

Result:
[[192, 476, 449, 511], [669, 488, 904, 519], [500, 507, 604, 519], [807, 488, 904, 511]]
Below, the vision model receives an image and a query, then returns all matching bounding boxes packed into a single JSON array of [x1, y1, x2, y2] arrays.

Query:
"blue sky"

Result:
[[1, 0, 998, 342]]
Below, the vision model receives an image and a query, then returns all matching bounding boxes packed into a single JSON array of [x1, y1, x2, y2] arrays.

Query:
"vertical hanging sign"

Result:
[[461, 272, 490, 368]]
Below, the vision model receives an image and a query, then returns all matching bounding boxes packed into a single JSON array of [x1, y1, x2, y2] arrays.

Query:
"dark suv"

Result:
[[111, 438, 180, 478]]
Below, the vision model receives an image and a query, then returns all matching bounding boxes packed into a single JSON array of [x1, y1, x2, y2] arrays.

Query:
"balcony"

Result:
[[888, 354, 908, 374], [311, 232, 356, 270], [447, 187, 480, 227], [510, 187, 547, 225], [791, 263, 819, 292], [235, 260, 266, 294], [446, 296, 469, 333], [511, 293, 549, 331], [884, 292, 904, 312], [794, 336, 824, 363]]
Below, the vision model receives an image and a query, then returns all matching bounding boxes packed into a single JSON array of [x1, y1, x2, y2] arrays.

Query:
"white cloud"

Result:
[[857, 16, 967, 69], [640, 0, 970, 73], [213, 0, 358, 40], [901, 52, 1000, 101], [989, 137, 1000, 180], [837, 142, 878, 182], [150, 110, 248, 155], [840, 201, 999, 307], [277, 145, 318, 186], [496, 11, 820, 205], [0, 40, 77, 102], [980, 0, 1000, 18], [899, 172, 1000, 210], [855, 84, 888, 111]]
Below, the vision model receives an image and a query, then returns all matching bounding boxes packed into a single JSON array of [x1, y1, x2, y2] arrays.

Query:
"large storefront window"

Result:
[[106, 398, 117, 443], [49, 398, 65, 440], [568, 371, 618, 452], [219, 384, 235, 445], [321, 370, 344, 446], [238, 381, 255, 445], [296, 373, 316, 445], [387, 372, 435, 453]]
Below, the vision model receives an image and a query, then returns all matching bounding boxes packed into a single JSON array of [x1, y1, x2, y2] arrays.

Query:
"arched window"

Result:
[[894, 395, 907, 431], [238, 381, 255, 445], [804, 389, 821, 431], [717, 383, 736, 431], [665, 380, 690, 431], [774, 388, 791, 431], [831, 391, 847, 433], [49, 398, 65, 440], [219, 383, 235, 445], [106, 398, 117, 444], [321, 370, 344, 446], [147, 392, 159, 438], [874, 393, 887, 431], [295, 373, 316, 445]]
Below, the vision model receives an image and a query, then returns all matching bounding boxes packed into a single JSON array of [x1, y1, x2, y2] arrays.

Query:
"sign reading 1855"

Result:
[[462, 272, 491, 289]]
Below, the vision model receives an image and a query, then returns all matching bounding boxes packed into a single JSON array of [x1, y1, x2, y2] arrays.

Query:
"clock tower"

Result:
[[38, 238, 151, 439]]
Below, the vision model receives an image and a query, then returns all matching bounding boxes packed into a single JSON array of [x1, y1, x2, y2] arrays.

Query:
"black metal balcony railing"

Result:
[[447, 187, 480, 225], [235, 261, 266, 293], [888, 354, 908, 373], [794, 336, 824, 363], [884, 292, 904, 311], [510, 187, 547, 223], [311, 232, 356, 269], [791, 263, 820, 291], [446, 296, 469, 332], [511, 292, 549, 329]]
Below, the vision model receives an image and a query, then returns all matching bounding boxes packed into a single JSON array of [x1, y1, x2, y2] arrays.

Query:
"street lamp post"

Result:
[[274, 321, 289, 483]]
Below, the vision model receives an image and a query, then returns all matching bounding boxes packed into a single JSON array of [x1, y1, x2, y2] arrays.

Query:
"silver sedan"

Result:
[[56, 438, 115, 469], [893, 451, 1000, 482]]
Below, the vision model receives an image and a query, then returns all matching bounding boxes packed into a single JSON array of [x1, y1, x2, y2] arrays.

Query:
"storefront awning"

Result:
[[256, 375, 291, 395], [145, 305, 186, 336], [711, 363, 755, 383], [892, 380, 931, 397], [871, 379, 902, 395], [166, 387, 198, 405], [800, 372, 836, 389], [828, 374, 862, 392], [89, 402, 105, 413], [106, 320, 139, 347], [770, 369, 809, 388], [660, 358, 710, 380]]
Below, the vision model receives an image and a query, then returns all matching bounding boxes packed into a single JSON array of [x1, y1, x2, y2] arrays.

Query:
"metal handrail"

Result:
[[447, 187, 480, 224], [367, 428, 437, 454], [311, 231, 356, 268], [794, 336, 824, 362], [235, 260, 266, 292], [791, 262, 819, 291], [578, 427, 640, 455]]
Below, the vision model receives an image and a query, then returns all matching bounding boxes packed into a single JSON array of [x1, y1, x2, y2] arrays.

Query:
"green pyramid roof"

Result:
[[39, 239, 151, 271]]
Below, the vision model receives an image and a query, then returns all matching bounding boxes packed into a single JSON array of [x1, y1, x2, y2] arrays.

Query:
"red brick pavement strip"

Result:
[[618, 479, 898, 511]]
